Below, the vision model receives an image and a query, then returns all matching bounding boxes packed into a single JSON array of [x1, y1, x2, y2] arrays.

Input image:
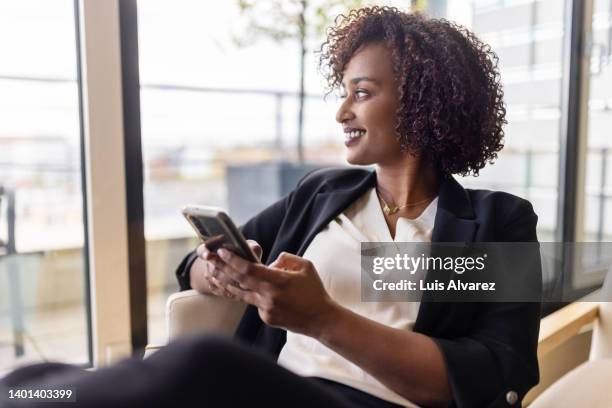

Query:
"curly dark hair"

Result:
[[318, 6, 506, 176]]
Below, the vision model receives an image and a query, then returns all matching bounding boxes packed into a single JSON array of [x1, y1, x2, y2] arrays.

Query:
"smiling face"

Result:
[[335, 42, 404, 166]]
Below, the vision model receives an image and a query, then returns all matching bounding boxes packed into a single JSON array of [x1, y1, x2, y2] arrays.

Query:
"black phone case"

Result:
[[183, 209, 259, 263]]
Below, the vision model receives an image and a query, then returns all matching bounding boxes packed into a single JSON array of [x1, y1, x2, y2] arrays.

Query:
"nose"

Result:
[[335, 97, 355, 124]]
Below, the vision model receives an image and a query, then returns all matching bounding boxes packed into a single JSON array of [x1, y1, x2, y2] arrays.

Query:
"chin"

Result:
[[345, 153, 375, 166]]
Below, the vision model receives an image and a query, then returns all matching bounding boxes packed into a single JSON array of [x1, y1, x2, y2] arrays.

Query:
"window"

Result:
[[445, 0, 566, 242], [0, 0, 90, 371], [577, 0, 612, 289], [584, 0, 612, 242]]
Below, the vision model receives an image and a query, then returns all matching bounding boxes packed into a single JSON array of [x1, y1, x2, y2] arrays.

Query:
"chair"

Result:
[[144, 290, 244, 357], [529, 270, 612, 407]]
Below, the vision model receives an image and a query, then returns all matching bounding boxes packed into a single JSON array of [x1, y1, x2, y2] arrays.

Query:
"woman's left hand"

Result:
[[216, 249, 339, 337]]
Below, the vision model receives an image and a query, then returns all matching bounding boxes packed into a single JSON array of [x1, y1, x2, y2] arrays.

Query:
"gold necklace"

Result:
[[376, 188, 435, 215]]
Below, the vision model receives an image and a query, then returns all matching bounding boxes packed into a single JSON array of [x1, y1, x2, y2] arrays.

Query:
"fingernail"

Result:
[[217, 248, 228, 259]]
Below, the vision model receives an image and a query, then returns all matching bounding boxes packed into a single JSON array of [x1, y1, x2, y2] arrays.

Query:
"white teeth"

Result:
[[345, 130, 365, 140]]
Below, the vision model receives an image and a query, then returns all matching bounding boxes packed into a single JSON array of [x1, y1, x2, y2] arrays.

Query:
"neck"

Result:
[[375, 158, 440, 206]]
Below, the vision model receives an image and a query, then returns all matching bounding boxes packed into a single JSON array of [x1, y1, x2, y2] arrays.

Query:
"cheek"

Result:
[[366, 99, 398, 126], [382, 100, 400, 122], [368, 108, 399, 136]]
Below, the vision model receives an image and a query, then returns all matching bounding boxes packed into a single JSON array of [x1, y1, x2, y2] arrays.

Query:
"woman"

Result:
[[2, 7, 539, 408], [175, 6, 541, 408]]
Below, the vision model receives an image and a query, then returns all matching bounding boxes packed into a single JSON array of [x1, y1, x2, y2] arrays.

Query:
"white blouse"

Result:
[[277, 187, 438, 407]]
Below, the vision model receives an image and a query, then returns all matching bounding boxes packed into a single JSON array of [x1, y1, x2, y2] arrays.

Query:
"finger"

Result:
[[208, 258, 230, 278], [247, 240, 263, 260], [217, 248, 285, 288], [196, 243, 208, 257], [196, 243, 217, 261], [210, 277, 236, 299], [269, 251, 304, 270], [207, 258, 247, 289], [206, 277, 224, 296], [213, 253, 260, 289], [203, 234, 226, 252], [226, 283, 261, 306], [216, 248, 248, 272], [210, 268, 236, 288], [210, 256, 238, 278]]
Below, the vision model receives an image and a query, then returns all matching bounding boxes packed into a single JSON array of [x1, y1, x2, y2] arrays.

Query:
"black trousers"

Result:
[[1, 334, 405, 408]]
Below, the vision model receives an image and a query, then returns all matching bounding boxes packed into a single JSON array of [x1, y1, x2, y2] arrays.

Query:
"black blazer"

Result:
[[176, 167, 541, 408]]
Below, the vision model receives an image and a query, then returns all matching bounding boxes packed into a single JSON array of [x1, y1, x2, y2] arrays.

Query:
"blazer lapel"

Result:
[[414, 176, 480, 335], [296, 170, 376, 256], [431, 175, 479, 243]]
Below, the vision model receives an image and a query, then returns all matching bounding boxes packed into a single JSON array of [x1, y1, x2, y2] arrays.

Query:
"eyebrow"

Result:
[[342, 76, 381, 87]]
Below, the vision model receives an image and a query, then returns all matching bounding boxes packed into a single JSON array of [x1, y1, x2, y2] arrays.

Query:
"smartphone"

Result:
[[181, 205, 260, 263]]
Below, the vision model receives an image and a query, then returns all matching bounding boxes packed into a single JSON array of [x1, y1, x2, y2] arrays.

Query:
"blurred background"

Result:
[[1, 0, 611, 372]]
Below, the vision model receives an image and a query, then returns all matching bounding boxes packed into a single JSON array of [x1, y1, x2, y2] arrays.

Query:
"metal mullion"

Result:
[[118, 0, 148, 357], [73, 0, 93, 368], [556, 0, 593, 298]]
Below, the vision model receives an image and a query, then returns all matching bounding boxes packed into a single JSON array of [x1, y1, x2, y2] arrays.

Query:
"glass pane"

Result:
[[444, 0, 566, 241], [585, 0, 612, 241], [0, 0, 89, 371], [581, 0, 612, 283]]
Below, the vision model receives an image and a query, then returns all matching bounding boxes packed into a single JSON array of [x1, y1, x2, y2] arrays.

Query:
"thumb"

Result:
[[270, 251, 303, 270]]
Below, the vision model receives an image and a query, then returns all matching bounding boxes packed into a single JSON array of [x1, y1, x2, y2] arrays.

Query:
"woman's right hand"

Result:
[[189, 240, 263, 300]]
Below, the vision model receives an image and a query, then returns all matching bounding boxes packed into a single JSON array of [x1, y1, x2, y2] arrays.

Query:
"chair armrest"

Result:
[[591, 302, 612, 359], [143, 344, 163, 359], [166, 289, 247, 341], [538, 302, 599, 357]]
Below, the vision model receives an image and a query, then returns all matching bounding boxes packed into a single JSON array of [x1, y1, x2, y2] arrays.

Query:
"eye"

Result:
[[336, 88, 369, 100], [355, 89, 369, 99]]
